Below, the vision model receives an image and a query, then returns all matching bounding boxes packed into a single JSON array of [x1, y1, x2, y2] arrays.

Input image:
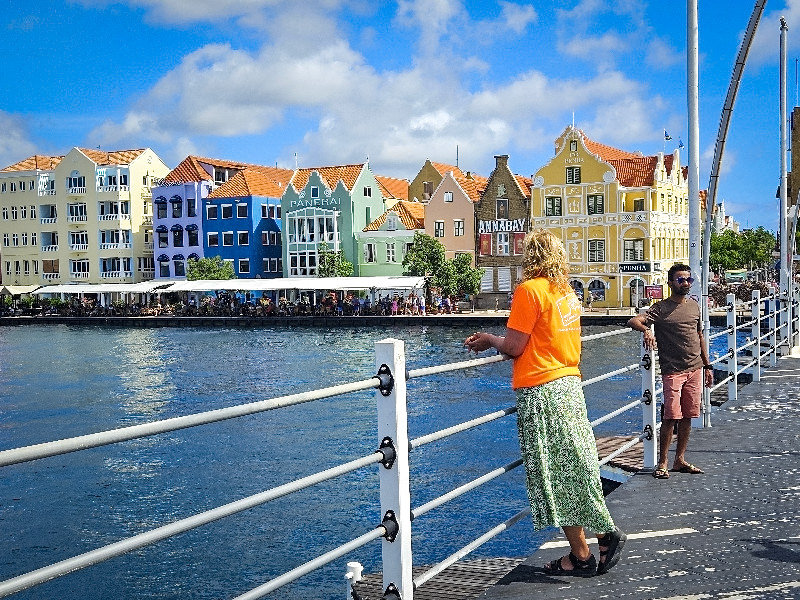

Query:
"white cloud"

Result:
[[0, 112, 38, 169], [498, 1, 537, 34]]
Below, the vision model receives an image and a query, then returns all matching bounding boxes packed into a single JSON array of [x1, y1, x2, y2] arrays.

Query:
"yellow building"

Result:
[[0, 147, 169, 285], [531, 126, 690, 308]]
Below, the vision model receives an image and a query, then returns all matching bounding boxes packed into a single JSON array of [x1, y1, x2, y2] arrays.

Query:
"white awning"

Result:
[[0, 285, 42, 295], [34, 282, 175, 295], [162, 276, 427, 293]]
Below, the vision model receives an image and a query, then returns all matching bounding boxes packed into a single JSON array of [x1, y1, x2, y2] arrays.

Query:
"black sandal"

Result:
[[542, 551, 596, 577], [596, 529, 627, 575]]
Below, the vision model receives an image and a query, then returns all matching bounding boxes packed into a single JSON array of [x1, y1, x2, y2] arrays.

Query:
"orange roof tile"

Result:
[[514, 174, 533, 197], [430, 162, 465, 178], [78, 148, 147, 165], [364, 201, 425, 231], [289, 164, 365, 193], [453, 171, 488, 202], [164, 156, 294, 186], [376, 175, 409, 201], [1, 154, 64, 172], [208, 167, 286, 199]]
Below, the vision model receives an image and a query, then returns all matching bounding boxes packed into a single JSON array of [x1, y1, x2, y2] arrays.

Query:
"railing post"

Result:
[[640, 317, 658, 469], [769, 287, 778, 368], [374, 339, 413, 600], [726, 293, 738, 406], [751, 289, 761, 382]]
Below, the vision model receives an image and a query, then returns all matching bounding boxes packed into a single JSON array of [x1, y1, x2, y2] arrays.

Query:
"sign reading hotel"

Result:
[[478, 218, 526, 234], [619, 263, 651, 273]]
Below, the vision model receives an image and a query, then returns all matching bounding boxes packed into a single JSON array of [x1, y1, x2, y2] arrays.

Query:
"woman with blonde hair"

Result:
[[465, 229, 626, 577]]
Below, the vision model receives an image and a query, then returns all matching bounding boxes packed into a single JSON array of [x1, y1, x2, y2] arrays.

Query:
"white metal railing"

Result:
[[40, 245, 58, 252], [98, 214, 131, 221], [69, 244, 89, 252], [68, 187, 86, 195], [1, 305, 797, 600], [41, 273, 59, 281], [70, 272, 90, 279], [40, 217, 57, 224], [67, 215, 87, 223]]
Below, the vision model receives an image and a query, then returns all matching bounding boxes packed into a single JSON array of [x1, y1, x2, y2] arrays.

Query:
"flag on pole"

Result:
[[664, 129, 672, 141], [678, 138, 685, 149]]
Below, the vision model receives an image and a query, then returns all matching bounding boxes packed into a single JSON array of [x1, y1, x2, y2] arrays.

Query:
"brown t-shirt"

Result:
[[643, 297, 703, 375]]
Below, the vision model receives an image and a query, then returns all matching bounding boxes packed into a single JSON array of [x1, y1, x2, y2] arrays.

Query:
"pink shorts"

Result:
[[661, 369, 702, 420]]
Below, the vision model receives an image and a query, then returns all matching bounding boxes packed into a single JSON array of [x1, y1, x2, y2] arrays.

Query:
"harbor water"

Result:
[[1, 323, 643, 600]]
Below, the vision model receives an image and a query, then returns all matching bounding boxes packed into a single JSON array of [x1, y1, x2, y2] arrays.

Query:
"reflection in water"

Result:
[[1, 324, 644, 600]]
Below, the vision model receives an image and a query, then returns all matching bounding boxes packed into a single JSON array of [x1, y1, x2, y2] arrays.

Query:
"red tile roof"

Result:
[[1, 154, 64, 172], [514, 174, 533, 197], [376, 175, 409, 201], [208, 167, 287, 199], [453, 171, 488, 202], [363, 200, 425, 231], [430, 162, 465, 178], [78, 148, 147, 165], [289, 164, 365, 193]]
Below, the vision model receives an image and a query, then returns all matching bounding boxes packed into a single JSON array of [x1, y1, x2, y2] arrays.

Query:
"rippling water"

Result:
[[0, 323, 641, 600]]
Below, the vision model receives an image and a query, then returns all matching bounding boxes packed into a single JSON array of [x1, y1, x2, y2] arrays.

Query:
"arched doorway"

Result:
[[569, 279, 584, 301], [630, 278, 645, 308], [588, 279, 606, 302]]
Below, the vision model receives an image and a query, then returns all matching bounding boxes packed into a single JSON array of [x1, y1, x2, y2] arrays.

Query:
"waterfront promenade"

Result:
[[479, 350, 800, 600]]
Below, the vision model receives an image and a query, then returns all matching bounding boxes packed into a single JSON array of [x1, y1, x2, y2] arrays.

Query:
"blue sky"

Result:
[[1, 1, 799, 231]]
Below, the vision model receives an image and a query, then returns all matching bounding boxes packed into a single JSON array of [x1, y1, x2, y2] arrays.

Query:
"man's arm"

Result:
[[465, 327, 530, 357], [627, 314, 656, 351]]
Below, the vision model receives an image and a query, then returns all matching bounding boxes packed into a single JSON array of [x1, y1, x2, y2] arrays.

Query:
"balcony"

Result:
[[623, 212, 648, 223], [100, 271, 133, 279], [70, 272, 90, 279], [142, 215, 153, 225], [68, 215, 88, 223], [98, 213, 131, 221], [139, 269, 155, 279], [68, 187, 86, 195], [99, 242, 132, 250], [40, 217, 57, 224], [141, 187, 152, 200], [41, 245, 59, 252], [38, 189, 56, 196], [143, 242, 154, 251], [42, 273, 60, 281], [69, 244, 89, 252]]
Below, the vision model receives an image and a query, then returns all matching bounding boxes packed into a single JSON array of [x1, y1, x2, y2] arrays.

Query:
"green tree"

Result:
[[709, 230, 742, 272], [449, 252, 484, 297], [186, 256, 237, 280], [317, 242, 354, 277], [402, 232, 483, 297], [402, 232, 446, 278], [738, 226, 776, 268]]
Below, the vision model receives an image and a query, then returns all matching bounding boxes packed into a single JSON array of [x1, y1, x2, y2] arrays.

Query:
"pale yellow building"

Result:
[[0, 147, 169, 285], [531, 126, 690, 308]]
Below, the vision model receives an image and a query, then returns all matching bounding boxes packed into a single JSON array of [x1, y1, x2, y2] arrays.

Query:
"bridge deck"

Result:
[[355, 352, 800, 600]]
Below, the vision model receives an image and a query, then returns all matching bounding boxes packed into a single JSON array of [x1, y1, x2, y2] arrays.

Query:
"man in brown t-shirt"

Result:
[[627, 264, 713, 479]]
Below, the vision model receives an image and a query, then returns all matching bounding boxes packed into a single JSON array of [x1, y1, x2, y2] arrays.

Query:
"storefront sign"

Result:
[[478, 218, 526, 234], [619, 263, 650, 273], [645, 285, 663, 299]]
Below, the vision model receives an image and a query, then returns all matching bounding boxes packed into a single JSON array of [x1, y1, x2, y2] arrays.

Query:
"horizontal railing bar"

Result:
[[0, 451, 382, 598], [740, 338, 757, 351], [581, 328, 632, 342], [739, 317, 758, 328], [409, 406, 517, 449], [407, 354, 509, 379], [0, 377, 381, 468], [590, 399, 641, 428], [597, 434, 644, 467], [707, 329, 727, 341], [582, 363, 639, 387], [710, 378, 732, 393], [231, 527, 386, 600], [413, 508, 531, 589], [411, 459, 523, 521]]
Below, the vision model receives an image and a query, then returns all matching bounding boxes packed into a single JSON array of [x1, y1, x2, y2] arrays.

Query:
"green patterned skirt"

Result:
[[516, 376, 615, 533]]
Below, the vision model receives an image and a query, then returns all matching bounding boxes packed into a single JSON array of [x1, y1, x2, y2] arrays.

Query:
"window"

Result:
[[496, 198, 509, 220], [12, 233, 18, 247], [187, 198, 197, 217], [214, 167, 229, 185], [31, 232, 36, 246], [497, 232, 510, 256], [364, 186, 372, 197], [159, 260, 170, 277], [42, 259, 59, 275], [311, 187, 319, 199], [10, 182, 16, 192], [208, 233, 219, 247], [624, 239, 644, 261], [157, 203, 167, 219], [67, 175, 86, 190], [386, 243, 396, 263], [238, 259, 250, 274], [587, 194, 604, 215], [33, 260, 39, 274], [174, 260, 186, 277], [566, 166, 581, 184], [0, 182, 5, 192], [237, 203, 248, 218], [238, 231, 249, 245], [444, 191, 453, 202], [633, 198, 645, 212], [24, 260, 29, 275], [222, 232, 234, 246], [221, 205, 233, 219], [262, 258, 270, 272], [158, 231, 168, 248], [70, 259, 90, 274], [173, 230, 184, 247], [30, 205, 36, 218], [434, 221, 445, 237], [545, 196, 562, 216], [1, 207, 6, 219], [11, 206, 18, 220], [171, 199, 182, 218], [454, 220, 464, 236], [21, 232, 28, 246], [207, 205, 218, 219], [588, 239, 605, 262], [261, 205, 269, 218], [188, 230, 199, 246], [20, 206, 26, 219], [386, 214, 398, 231], [4, 262, 9, 276], [364, 243, 376, 263], [2, 233, 7, 246], [276, 206, 282, 219], [570, 140, 578, 151], [423, 181, 433, 198]]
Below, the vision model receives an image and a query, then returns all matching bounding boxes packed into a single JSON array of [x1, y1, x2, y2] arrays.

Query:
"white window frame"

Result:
[[588, 239, 605, 262], [454, 219, 464, 236], [497, 232, 510, 256], [364, 243, 376, 263], [222, 231, 234, 246]]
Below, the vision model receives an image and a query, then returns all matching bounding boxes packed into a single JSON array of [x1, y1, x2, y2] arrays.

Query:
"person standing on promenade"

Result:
[[626, 263, 713, 479], [464, 229, 626, 577]]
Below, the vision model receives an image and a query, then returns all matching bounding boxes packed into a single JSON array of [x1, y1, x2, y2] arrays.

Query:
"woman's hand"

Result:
[[464, 332, 494, 353]]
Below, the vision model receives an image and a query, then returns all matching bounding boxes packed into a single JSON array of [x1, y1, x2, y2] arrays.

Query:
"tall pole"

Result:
[[780, 17, 789, 298], [688, 0, 702, 302]]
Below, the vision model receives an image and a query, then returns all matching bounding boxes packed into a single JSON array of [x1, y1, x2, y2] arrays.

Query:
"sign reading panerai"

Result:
[[619, 263, 651, 273]]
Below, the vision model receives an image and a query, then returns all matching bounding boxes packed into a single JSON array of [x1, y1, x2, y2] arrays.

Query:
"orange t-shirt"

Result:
[[506, 278, 582, 389]]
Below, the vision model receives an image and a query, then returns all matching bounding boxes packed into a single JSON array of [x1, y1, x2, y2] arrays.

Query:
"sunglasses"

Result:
[[673, 276, 694, 284]]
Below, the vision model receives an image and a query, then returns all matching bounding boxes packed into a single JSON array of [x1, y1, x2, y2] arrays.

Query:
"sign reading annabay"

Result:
[[478, 218, 526, 234], [618, 263, 650, 273]]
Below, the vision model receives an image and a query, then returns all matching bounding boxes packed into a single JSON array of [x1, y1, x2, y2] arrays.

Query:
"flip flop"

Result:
[[652, 467, 670, 479], [671, 463, 704, 474]]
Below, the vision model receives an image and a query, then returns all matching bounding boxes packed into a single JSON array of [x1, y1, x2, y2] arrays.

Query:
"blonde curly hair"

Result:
[[521, 229, 571, 292]]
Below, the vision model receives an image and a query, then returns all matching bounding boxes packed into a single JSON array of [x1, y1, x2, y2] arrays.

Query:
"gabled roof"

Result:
[[165, 155, 253, 184], [451, 171, 488, 202], [1, 154, 64, 172], [376, 175, 409, 201], [289, 163, 365, 193], [208, 167, 287, 199], [363, 201, 425, 232], [583, 138, 641, 161], [78, 148, 147, 166], [430, 161, 465, 178], [514, 174, 533, 197]]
